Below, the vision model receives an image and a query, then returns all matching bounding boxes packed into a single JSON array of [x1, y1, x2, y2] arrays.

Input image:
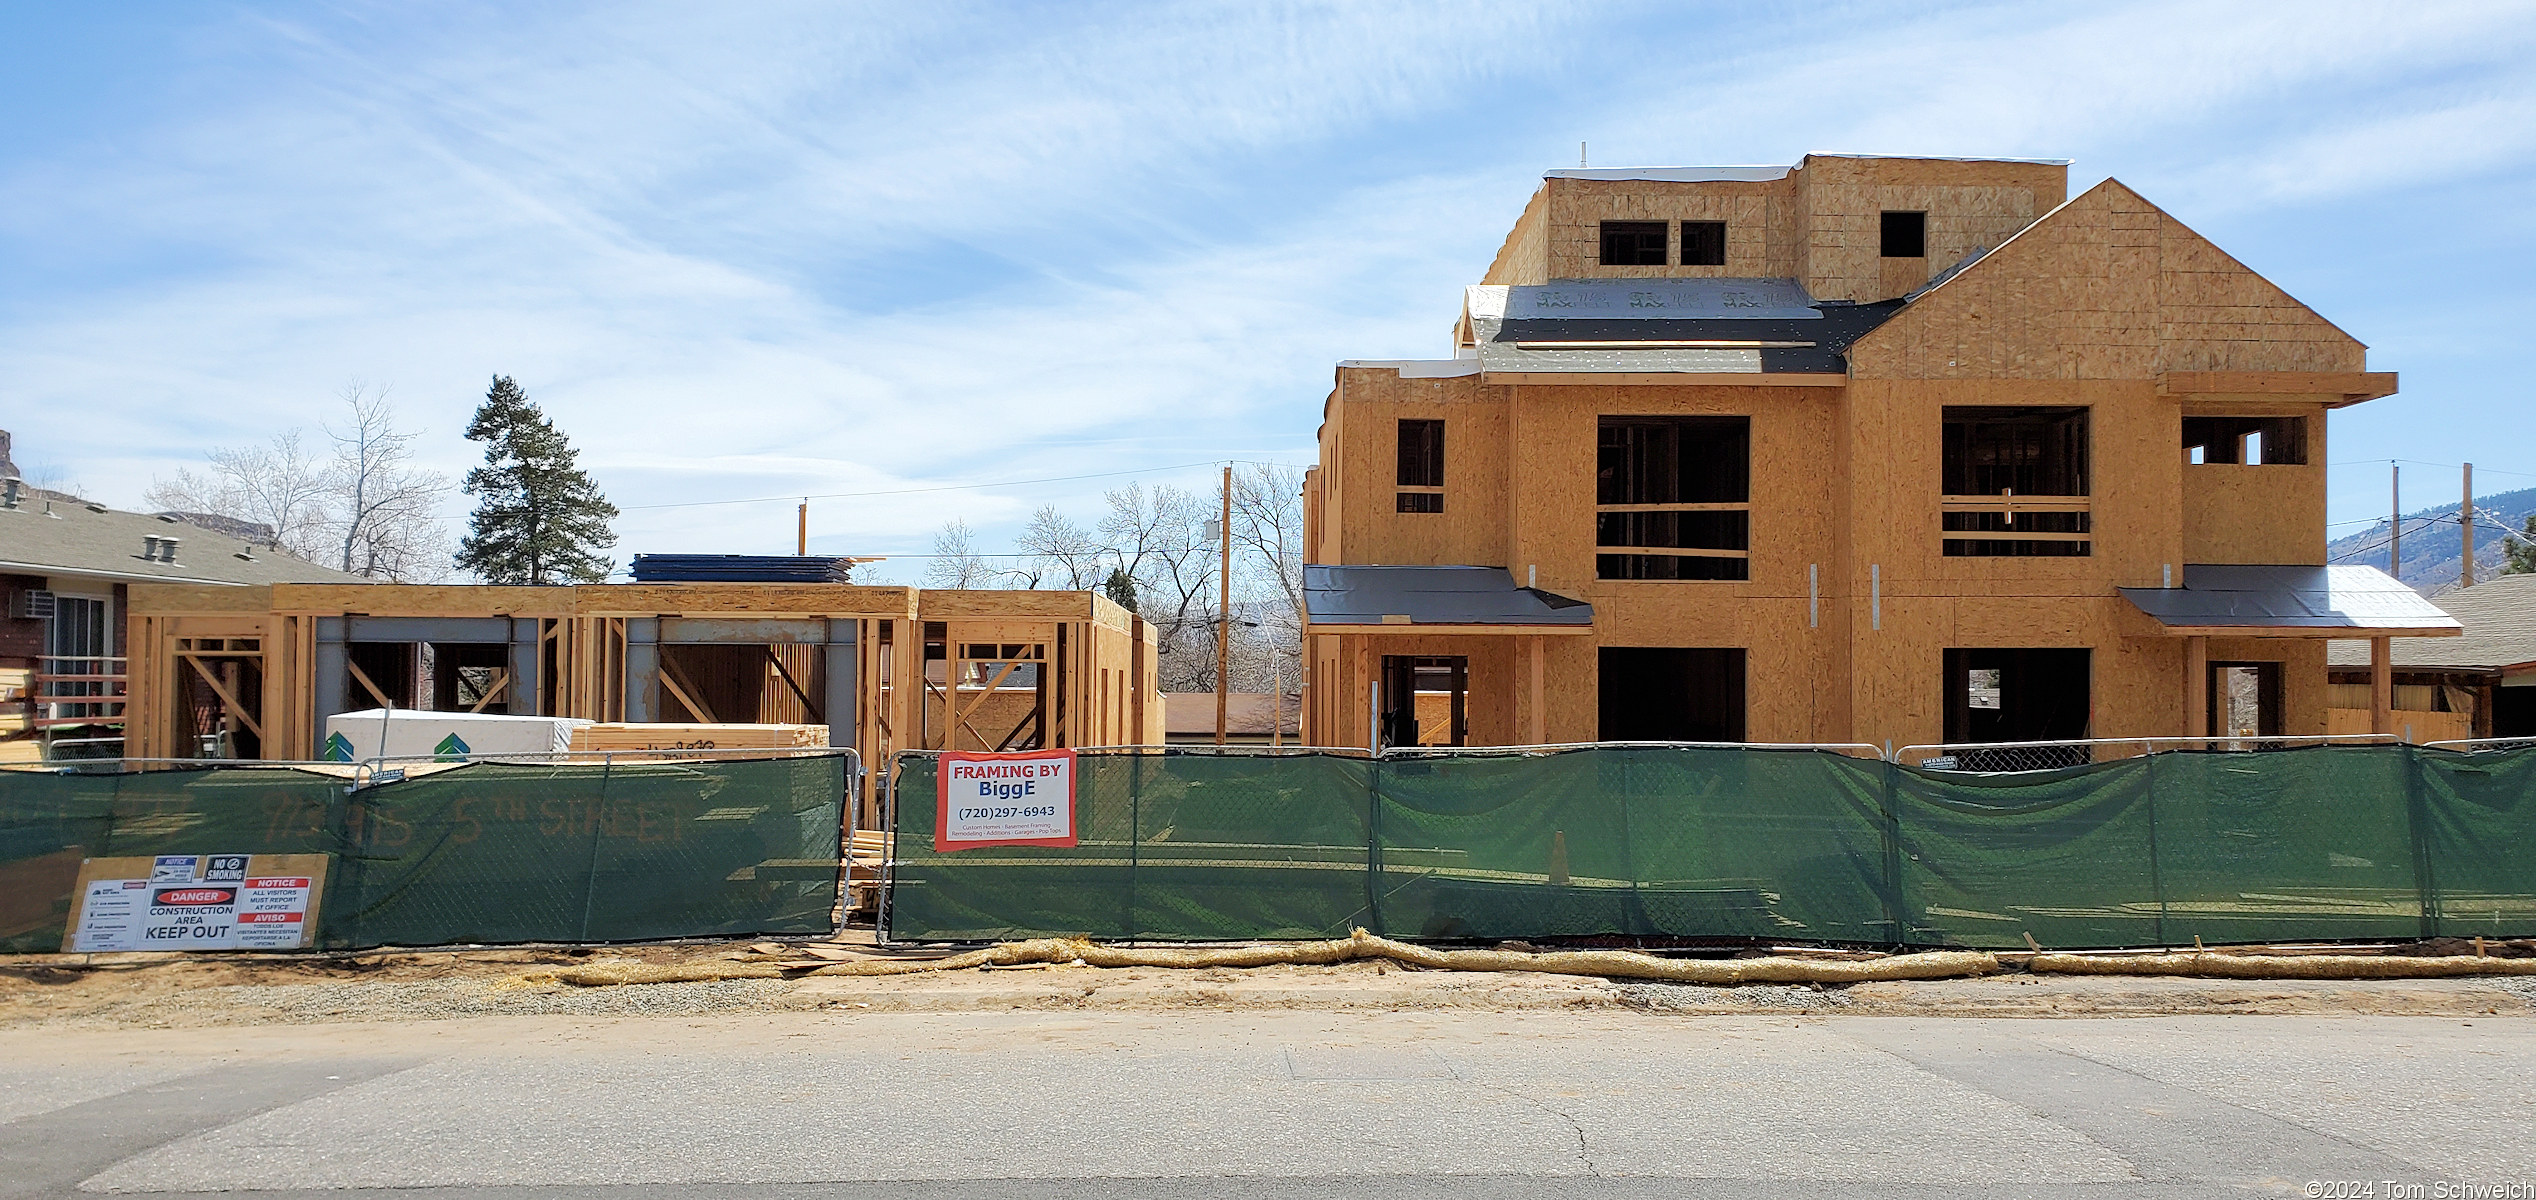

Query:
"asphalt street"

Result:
[[2, 1008, 2530, 1199]]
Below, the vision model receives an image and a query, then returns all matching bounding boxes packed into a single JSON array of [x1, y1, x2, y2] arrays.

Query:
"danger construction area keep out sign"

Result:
[[936, 749, 1076, 852]]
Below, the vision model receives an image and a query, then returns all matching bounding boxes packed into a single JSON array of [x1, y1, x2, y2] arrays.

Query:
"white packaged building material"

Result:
[[322, 709, 593, 761]]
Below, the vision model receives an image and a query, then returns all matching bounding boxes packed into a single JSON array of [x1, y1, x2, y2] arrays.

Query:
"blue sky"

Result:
[[4, 1, 2534, 575]]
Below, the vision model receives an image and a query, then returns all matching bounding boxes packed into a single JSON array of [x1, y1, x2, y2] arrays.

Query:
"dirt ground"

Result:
[[6, 934, 2534, 1028]]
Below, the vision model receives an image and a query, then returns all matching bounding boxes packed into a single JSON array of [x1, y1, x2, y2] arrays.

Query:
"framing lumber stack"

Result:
[[569, 722, 829, 753]]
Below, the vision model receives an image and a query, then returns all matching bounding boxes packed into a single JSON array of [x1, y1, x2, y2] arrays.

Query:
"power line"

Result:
[[619, 457, 1309, 512], [2327, 458, 2536, 481]]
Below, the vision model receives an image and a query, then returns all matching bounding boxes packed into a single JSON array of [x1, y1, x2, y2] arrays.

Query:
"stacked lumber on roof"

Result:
[[630, 554, 856, 583], [568, 722, 828, 753]]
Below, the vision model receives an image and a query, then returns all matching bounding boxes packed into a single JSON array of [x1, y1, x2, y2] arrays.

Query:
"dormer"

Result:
[[1477, 154, 2071, 307]]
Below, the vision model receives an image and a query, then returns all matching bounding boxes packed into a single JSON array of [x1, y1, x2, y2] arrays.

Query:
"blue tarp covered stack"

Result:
[[630, 554, 855, 583]]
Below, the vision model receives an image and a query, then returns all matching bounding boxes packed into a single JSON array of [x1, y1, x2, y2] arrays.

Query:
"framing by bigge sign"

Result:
[[936, 749, 1077, 851]]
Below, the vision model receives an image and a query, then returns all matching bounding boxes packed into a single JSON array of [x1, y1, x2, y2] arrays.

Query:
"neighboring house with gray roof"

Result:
[[2326, 571, 2536, 740], [0, 452, 367, 762]]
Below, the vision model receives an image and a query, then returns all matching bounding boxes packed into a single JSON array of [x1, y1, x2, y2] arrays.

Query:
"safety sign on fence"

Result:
[[936, 749, 1077, 852], [67, 853, 331, 952]]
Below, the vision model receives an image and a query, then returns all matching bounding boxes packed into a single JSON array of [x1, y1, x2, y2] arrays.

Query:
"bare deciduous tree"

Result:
[[144, 386, 453, 579], [144, 431, 335, 560], [924, 519, 997, 588], [905, 467, 1308, 695], [1010, 504, 1103, 590], [326, 383, 452, 581], [1230, 461, 1306, 663]]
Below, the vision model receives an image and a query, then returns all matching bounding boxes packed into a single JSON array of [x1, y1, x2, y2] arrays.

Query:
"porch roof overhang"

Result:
[[2117, 564, 2461, 638], [1302, 565, 1594, 635]]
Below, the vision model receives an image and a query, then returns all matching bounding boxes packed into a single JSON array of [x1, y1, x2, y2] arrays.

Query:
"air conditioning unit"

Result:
[[10, 589, 55, 620]]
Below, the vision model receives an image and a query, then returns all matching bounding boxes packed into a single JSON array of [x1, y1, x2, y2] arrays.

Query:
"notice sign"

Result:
[[936, 749, 1077, 852], [67, 853, 329, 952]]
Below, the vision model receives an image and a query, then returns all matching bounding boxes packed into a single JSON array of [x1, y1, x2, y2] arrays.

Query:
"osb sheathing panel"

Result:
[[1481, 157, 2061, 298], [1482, 185, 1553, 286], [1847, 179, 2366, 382], [266, 584, 563, 616], [920, 591, 1095, 620], [1793, 155, 2062, 303], [1327, 367, 1512, 568], [1501, 383, 1839, 606], [1539, 177, 1793, 281], [128, 584, 274, 614], [2184, 462, 2327, 565]]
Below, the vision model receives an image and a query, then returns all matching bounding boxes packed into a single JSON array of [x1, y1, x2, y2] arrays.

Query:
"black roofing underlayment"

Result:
[[1495, 299, 1905, 373], [630, 554, 855, 584], [1303, 564, 1593, 627]]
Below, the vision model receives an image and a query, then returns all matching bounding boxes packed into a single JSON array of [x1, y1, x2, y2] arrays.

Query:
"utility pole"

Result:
[[1215, 465, 1233, 747], [2389, 463, 2401, 579], [796, 499, 808, 557], [1270, 657, 1282, 749], [2462, 464, 2476, 588]]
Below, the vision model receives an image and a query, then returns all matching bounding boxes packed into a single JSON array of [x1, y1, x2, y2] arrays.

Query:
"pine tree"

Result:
[[2508, 515, 2536, 575], [454, 376, 618, 584], [1102, 567, 1140, 613]]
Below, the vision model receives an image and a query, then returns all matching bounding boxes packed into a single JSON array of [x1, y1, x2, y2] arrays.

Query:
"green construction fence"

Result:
[[886, 744, 2536, 949], [0, 753, 848, 953]]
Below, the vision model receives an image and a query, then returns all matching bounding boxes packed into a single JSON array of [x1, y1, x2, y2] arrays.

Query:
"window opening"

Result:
[[1880, 211, 1925, 258], [1599, 220, 1668, 266], [1680, 220, 1725, 267], [2182, 415, 2307, 465], [1942, 406, 2090, 556], [1943, 648, 2091, 767], [1597, 647, 1746, 742], [1597, 416, 1750, 580], [1396, 418, 1444, 513]]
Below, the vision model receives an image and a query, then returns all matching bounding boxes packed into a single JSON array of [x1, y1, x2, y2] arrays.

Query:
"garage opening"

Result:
[[1943, 648, 2092, 766], [1597, 647, 1745, 743]]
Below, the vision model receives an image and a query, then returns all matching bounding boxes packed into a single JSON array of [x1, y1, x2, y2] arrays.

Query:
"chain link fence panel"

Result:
[[885, 743, 2536, 949], [0, 753, 848, 952], [886, 750, 1373, 942]]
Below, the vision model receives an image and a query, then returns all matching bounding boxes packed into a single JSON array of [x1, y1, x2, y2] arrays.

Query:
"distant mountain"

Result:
[[2325, 484, 2536, 594]]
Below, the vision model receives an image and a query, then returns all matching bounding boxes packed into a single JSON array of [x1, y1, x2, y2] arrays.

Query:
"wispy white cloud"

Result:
[[2, 0, 2531, 558]]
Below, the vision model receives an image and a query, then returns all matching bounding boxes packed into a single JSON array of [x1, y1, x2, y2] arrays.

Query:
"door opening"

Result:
[[1380, 655, 1467, 748], [2208, 661, 2282, 747]]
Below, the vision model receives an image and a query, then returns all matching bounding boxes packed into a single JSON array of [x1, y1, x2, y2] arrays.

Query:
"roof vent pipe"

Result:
[[142, 535, 163, 560], [159, 536, 180, 564], [1, 477, 18, 509]]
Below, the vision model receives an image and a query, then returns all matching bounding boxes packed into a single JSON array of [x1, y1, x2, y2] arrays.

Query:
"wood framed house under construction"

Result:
[[123, 582, 1161, 811], [1301, 154, 2458, 754]]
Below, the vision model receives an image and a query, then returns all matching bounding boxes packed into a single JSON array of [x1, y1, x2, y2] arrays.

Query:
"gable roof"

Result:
[[1846, 177, 2369, 380], [0, 496, 370, 587]]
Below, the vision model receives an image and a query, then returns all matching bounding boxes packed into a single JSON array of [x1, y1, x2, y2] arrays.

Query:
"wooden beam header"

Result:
[[2157, 371, 2397, 406]]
